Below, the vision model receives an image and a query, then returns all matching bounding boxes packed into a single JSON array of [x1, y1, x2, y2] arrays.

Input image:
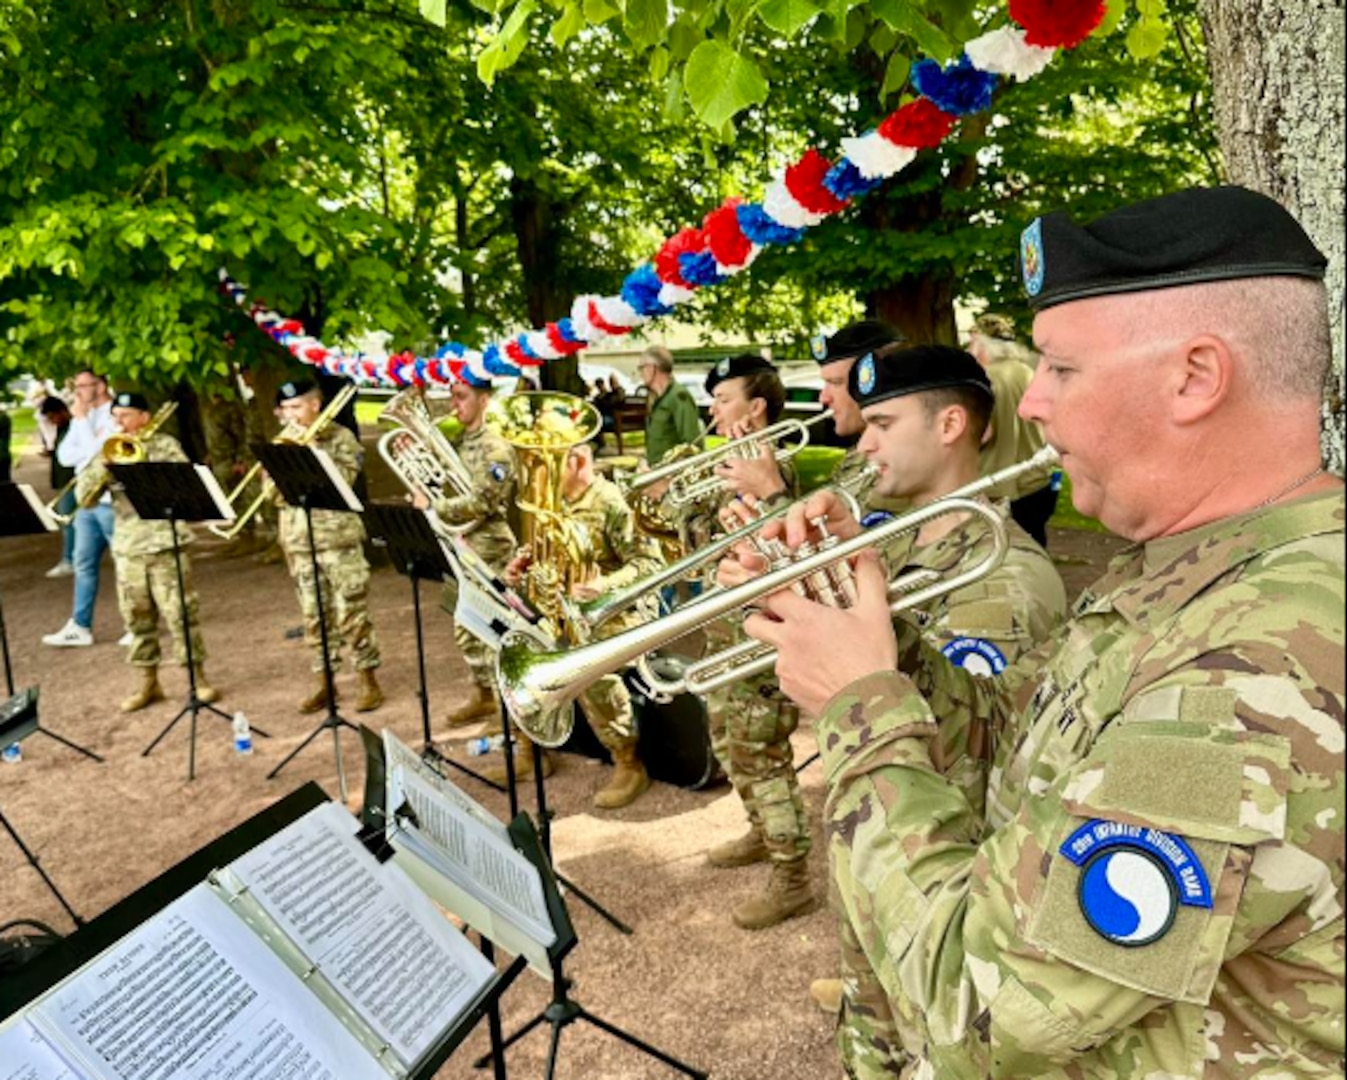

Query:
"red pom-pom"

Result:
[[505, 340, 544, 367], [545, 323, 586, 355], [703, 198, 752, 268], [654, 228, 707, 287], [303, 346, 326, 363], [275, 319, 305, 336], [785, 149, 849, 215], [877, 98, 957, 149], [1009, 0, 1106, 49], [587, 300, 634, 336]]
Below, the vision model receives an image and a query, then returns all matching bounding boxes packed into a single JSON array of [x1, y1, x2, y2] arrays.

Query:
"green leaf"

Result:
[[1095, 0, 1126, 37], [662, 66, 687, 121], [844, 7, 866, 50], [624, 0, 669, 50], [1125, 18, 1167, 59], [758, 0, 821, 37], [668, 17, 702, 60], [582, 0, 620, 23], [868, 0, 955, 61], [869, 23, 897, 55], [881, 51, 910, 100], [649, 44, 670, 82], [683, 39, 768, 129], [725, 0, 761, 37], [549, 2, 585, 45], [477, 0, 538, 85]]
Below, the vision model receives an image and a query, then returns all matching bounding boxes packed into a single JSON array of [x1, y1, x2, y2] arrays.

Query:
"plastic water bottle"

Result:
[[466, 734, 505, 757], [232, 712, 253, 755], [1, 742, 20, 765]]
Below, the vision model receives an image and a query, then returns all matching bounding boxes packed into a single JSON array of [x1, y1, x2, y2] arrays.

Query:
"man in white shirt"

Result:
[[43, 369, 116, 647]]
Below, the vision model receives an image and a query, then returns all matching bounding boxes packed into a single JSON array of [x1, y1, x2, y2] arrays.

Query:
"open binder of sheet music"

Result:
[[380, 730, 557, 975], [0, 801, 495, 1080]]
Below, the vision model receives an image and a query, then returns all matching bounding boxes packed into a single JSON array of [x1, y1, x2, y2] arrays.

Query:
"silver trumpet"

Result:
[[496, 447, 1059, 746], [376, 387, 477, 535]]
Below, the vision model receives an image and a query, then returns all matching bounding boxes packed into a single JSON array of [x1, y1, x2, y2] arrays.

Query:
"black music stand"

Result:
[[362, 503, 504, 794], [257, 442, 362, 800], [111, 463, 267, 782]]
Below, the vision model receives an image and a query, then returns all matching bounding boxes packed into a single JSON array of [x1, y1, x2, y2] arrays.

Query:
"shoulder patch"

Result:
[[940, 636, 1008, 677], [1060, 819, 1213, 948], [489, 462, 508, 483], [859, 509, 893, 528]]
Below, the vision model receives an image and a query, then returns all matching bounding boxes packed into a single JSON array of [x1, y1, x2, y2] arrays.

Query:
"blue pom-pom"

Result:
[[911, 55, 998, 117], [513, 334, 540, 360], [678, 251, 725, 286], [622, 264, 674, 316], [482, 343, 506, 374], [824, 160, 882, 200], [737, 204, 805, 246], [555, 317, 584, 344], [435, 342, 465, 360]]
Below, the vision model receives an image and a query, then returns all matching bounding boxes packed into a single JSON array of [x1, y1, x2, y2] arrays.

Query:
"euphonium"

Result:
[[496, 447, 1059, 746], [73, 401, 180, 511], [207, 383, 357, 540], [376, 387, 476, 535]]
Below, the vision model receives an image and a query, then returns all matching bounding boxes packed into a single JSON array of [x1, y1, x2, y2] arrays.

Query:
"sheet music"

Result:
[[28, 884, 388, 1080], [382, 731, 508, 841], [0, 1020, 86, 1080], [223, 802, 492, 1067]]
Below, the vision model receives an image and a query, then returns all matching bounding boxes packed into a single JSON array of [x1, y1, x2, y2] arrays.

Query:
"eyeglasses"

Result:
[[74, 381, 99, 389]]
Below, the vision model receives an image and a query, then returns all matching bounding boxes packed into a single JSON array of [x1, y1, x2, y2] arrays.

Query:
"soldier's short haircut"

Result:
[[741, 370, 786, 424], [919, 385, 993, 445], [643, 346, 675, 374]]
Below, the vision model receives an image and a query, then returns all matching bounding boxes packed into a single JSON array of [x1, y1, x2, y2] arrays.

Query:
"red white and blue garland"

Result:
[[220, 0, 1105, 388]]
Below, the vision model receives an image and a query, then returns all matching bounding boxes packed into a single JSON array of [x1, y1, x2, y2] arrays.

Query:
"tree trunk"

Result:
[[1199, 0, 1346, 474]]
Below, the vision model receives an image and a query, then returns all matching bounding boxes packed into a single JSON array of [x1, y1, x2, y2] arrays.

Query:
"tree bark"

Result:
[[1199, 0, 1346, 473]]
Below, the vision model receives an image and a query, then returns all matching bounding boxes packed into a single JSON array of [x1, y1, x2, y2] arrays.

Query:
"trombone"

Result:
[[207, 383, 357, 540], [496, 447, 1059, 746]]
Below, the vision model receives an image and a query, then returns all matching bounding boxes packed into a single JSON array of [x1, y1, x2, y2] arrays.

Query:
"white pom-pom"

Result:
[[965, 26, 1055, 81], [523, 330, 561, 360], [839, 133, 918, 180], [762, 178, 827, 229], [591, 294, 643, 329], [657, 282, 696, 308]]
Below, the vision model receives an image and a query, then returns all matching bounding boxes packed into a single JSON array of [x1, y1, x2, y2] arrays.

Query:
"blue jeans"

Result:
[[72, 503, 115, 630], [57, 489, 77, 564]]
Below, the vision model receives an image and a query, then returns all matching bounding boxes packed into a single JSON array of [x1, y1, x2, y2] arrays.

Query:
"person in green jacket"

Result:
[[638, 345, 702, 465]]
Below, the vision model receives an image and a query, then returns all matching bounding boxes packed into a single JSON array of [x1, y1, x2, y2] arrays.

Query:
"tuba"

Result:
[[497, 447, 1060, 746], [72, 401, 180, 512], [207, 383, 357, 540], [376, 387, 476, 535]]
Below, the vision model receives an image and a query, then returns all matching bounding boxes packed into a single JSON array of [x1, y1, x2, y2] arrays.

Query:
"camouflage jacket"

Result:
[[277, 425, 366, 552], [563, 475, 663, 635], [432, 424, 517, 567], [819, 490, 1345, 1079], [78, 432, 194, 558]]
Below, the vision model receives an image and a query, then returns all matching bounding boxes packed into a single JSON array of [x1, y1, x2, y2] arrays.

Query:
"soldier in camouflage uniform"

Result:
[[412, 377, 519, 730], [76, 392, 219, 712], [743, 187, 1344, 1078], [557, 439, 663, 808], [273, 380, 384, 713]]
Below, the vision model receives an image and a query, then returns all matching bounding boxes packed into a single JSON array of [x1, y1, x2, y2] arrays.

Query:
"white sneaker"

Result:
[[45, 560, 75, 579], [118, 631, 135, 647], [41, 620, 93, 647]]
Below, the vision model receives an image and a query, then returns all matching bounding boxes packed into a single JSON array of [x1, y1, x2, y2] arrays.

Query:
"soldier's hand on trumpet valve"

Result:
[[743, 550, 898, 717], [713, 427, 787, 501], [503, 550, 532, 588], [772, 488, 865, 549], [570, 579, 603, 602]]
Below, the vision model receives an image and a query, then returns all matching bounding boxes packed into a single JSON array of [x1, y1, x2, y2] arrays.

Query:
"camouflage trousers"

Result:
[[115, 551, 206, 668], [453, 620, 496, 690], [835, 908, 911, 1079], [579, 674, 636, 753], [285, 545, 380, 673], [705, 674, 809, 861]]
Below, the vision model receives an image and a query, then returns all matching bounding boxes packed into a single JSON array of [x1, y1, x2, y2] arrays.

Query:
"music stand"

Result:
[[362, 503, 504, 794], [256, 442, 362, 800], [111, 463, 267, 782]]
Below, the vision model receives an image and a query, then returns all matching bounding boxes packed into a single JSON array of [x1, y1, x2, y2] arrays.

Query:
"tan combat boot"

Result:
[[482, 732, 555, 786], [592, 745, 650, 810], [355, 669, 384, 712], [810, 978, 843, 1015], [121, 667, 165, 713], [705, 826, 769, 869], [731, 857, 815, 930], [194, 665, 219, 704], [443, 683, 499, 728], [298, 673, 336, 714]]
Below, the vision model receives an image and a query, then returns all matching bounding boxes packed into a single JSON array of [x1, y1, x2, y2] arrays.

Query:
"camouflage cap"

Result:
[[971, 313, 1016, 341]]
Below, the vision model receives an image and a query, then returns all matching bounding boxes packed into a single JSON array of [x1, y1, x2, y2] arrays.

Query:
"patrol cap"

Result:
[[112, 391, 150, 412], [809, 319, 904, 364], [1021, 185, 1328, 311], [971, 313, 1016, 341], [848, 344, 993, 409], [275, 378, 318, 406], [704, 353, 777, 394]]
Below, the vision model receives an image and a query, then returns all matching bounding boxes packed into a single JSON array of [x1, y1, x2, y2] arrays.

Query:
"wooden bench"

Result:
[[608, 398, 650, 456]]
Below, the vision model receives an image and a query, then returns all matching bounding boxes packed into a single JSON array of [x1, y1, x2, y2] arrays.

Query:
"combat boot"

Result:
[[705, 826, 769, 869], [810, 978, 843, 1015], [482, 733, 554, 786], [592, 745, 650, 810], [355, 669, 384, 712], [194, 665, 219, 704], [121, 667, 165, 713], [298, 673, 336, 714], [443, 683, 499, 728], [731, 857, 815, 930]]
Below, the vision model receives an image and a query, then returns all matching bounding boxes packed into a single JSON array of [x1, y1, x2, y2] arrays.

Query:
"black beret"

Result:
[[275, 378, 317, 406], [810, 319, 905, 364], [704, 353, 777, 394], [848, 344, 992, 409], [1021, 185, 1328, 311], [112, 391, 150, 412]]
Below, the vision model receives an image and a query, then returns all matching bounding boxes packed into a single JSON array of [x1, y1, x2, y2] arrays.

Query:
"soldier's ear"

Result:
[[1171, 335, 1231, 427]]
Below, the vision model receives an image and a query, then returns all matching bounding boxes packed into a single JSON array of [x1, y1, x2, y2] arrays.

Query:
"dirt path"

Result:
[[0, 444, 1125, 1079]]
